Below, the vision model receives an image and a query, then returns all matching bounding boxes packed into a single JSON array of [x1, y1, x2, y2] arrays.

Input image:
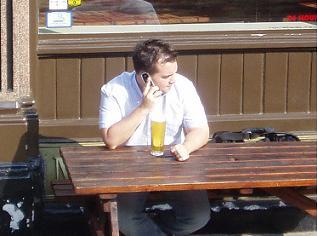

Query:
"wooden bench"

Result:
[[51, 179, 118, 236], [52, 180, 316, 236]]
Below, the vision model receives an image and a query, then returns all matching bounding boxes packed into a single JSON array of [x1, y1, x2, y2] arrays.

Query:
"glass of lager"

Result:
[[151, 117, 166, 157]]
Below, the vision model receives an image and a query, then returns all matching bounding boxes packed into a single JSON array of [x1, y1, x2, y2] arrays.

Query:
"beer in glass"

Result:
[[151, 118, 166, 156]]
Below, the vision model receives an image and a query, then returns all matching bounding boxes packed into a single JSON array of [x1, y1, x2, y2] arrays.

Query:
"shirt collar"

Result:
[[132, 71, 144, 99]]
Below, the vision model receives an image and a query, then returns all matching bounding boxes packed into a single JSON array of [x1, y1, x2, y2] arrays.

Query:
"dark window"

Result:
[[39, 0, 317, 32]]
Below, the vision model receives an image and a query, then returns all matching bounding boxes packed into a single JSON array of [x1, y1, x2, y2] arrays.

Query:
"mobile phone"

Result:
[[141, 72, 155, 86], [141, 72, 164, 96]]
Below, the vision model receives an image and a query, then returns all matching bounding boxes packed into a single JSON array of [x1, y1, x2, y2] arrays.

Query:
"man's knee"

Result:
[[187, 207, 210, 231], [176, 206, 210, 235], [176, 191, 211, 233], [119, 213, 145, 236]]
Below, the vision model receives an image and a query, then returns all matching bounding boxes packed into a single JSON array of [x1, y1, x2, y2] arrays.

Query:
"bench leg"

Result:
[[87, 207, 105, 236], [103, 199, 119, 236], [264, 187, 317, 218], [96, 194, 119, 236]]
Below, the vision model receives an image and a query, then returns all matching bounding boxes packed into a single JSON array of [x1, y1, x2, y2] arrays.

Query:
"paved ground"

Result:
[[194, 233, 317, 236], [33, 199, 316, 236]]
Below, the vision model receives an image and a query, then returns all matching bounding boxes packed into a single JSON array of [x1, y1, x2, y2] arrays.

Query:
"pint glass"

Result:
[[151, 119, 166, 156]]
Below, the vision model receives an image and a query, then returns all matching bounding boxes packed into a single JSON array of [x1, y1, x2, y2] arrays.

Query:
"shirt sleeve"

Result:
[[99, 84, 122, 129], [182, 81, 208, 129]]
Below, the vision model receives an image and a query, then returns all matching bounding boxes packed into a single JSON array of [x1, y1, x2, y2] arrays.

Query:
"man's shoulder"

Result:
[[101, 71, 135, 95], [108, 71, 134, 86]]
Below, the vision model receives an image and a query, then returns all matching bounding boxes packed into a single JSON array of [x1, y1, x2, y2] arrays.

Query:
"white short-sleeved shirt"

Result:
[[99, 71, 207, 146]]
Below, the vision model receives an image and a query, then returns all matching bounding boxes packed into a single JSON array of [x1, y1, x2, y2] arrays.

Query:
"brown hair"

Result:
[[132, 39, 177, 74]]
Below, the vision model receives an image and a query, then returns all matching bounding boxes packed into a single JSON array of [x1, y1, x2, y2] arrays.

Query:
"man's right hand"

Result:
[[141, 79, 162, 112]]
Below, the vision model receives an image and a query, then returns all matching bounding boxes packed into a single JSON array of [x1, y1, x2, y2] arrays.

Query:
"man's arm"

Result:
[[101, 81, 161, 149], [101, 105, 149, 149], [171, 124, 209, 161]]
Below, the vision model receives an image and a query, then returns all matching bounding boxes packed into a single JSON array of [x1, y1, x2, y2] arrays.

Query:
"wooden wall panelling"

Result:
[[105, 57, 126, 83], [177, 55, 197, 84], [197, 54, 221, 115], [287, 52, 311, 113], [220, 53, 243, 115], [37, 58, 57, 119], [264, 52, 288, 113], [310, 52, 316, 112], [35, 48, 316, 138], [56, 58, 80, 119], [243, 53, 264, 114], [81, 58, 105, 118], [126, 57, 134, 72]]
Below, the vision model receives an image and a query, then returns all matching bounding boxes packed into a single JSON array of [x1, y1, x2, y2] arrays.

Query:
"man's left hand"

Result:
[[170, 144, 189, 161]]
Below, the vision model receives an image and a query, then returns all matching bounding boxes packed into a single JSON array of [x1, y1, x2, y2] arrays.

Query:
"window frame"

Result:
[[37, 1, 317, 55], [38, 27, 317, 55]]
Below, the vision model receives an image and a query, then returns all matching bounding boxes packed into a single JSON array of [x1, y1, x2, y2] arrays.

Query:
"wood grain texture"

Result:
[[56, 58, 80, 119], [61, 141, 317, 195], [105, 57, 125, 83], [81, 58, 105, 118], [287, 52, 311, 112], [220, 54, 243, 115], [197, 54, 221, 115], [264, 52, 288, 113], [177, 55, 197, 84], [37, 59, 57, 119], [126, 57, 134, 72], [243, 53, 264, 114]]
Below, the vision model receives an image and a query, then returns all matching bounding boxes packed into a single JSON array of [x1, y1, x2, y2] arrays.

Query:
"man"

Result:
[[99, 39, 210, 236]]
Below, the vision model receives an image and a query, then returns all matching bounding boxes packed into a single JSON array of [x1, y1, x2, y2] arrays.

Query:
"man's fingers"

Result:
[[143, 80, 151, 96], [153, 89, 162, 97], [170, 145, 189, 162], [148, 86, 160, 97]]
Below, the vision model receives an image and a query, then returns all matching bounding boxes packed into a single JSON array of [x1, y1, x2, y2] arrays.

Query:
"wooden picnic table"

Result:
[[60, 141, 317, 236]]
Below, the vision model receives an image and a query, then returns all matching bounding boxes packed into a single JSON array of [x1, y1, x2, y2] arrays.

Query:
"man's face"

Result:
[[151, 60, 178, 93]]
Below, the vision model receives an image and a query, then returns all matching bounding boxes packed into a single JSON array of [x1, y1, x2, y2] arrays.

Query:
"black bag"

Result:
[[211, 127, 299, 143]]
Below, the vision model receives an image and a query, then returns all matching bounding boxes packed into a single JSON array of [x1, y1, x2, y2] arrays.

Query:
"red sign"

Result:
[[287, 14, 317, 21]]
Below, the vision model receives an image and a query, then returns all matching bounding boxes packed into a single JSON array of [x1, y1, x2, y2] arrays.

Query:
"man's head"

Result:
[[133, 39, 178, 93], [132, 39, 177, 74]]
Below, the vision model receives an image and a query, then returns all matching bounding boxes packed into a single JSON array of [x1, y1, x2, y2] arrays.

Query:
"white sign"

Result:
[[46, 11, 72, 28], [49, 0, 68, 10]]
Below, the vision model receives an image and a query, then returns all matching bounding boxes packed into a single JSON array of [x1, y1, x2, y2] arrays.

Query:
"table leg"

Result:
[[264, 187, 317, 217], [99, 194, 119, 236]]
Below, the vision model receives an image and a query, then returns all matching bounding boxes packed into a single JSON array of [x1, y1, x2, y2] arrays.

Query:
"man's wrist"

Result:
[[138, 104, 150, 116], [182, 142, 193, 154]]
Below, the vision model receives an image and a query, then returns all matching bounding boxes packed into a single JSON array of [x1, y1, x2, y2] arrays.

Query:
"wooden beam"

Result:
[[264, 187, 317, 217]]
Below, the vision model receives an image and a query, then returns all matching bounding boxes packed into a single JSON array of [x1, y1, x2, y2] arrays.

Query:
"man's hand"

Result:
[[170, 144, 189, 162], [170, 126, 209, 162], [140, 78, 162, 112]]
